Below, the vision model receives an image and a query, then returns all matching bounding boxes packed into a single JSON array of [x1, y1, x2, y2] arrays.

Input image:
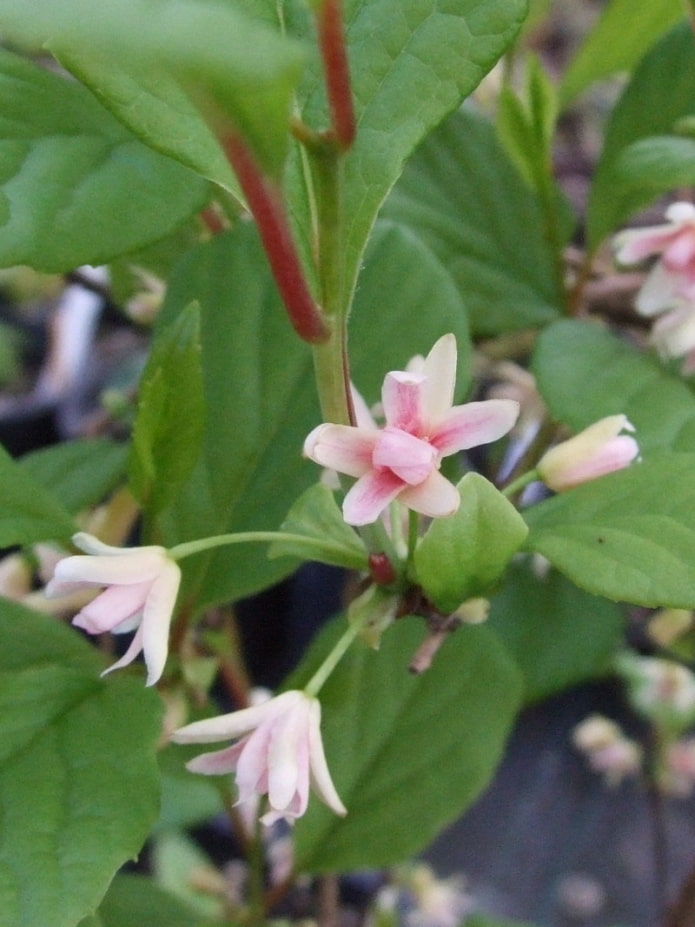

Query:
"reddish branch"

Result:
[[222, 133, 330, 344], [316, 0, 356, 150]]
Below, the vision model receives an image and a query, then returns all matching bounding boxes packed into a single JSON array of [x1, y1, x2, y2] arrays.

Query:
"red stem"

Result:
[[316, 0, 356, 150], [222, 134, 330, 344]]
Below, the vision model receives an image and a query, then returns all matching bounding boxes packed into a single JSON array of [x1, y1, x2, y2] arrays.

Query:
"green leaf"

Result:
[[414, 474, 529, 614], [523, 455, 695, 608], [0, 443, 76, 545], [97, 874, 216, 927], [559, 0, 684, 105], [287, 0, 527, 308], [53, 47, 239, 196], [293, 616, 522, 871], [0, 599, 162, 927], [608, 134, 695, 201], [588, 21, 695, 249], [154, 744, 220, 834], [0, 0, 305, 179], [488, 559, 624, 702], [0, 48, 209, 272], [20, 440, 128, 514], [383, 108, 563, 335], [532, 319, 695, 456], [159, 220, 471, 608], [129, 301, 205, 515], [269, 484, 369, 571]]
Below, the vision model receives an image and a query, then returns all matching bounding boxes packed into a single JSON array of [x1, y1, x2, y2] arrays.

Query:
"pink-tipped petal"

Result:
[[636, 262, 686, 316], [431, 399, 519, 455], [186, 742, 245, 776], [307, 699, 347, 816], [72, 582, 148, 634], [546, 435, 639, 491], [372, 428, 437, 485], [381, 371, 427, 434], [663, 228, 695, 270], [399, 470, 461, 518], [267, 705, 309, 814], [615, 225, 680, 265], [50, 551, 164, 587], [342, 469, 405, 526], [303, 424, 376, 478], [173, 701, 286, 745], [422, 333, 457, 427]]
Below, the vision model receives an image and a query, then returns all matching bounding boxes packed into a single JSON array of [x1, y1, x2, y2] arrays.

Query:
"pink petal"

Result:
[[304, 424, 376, 478], [635, 262, 686, 316], [399, 470, 460, 518], [663, 228, 695, 270], [381, 371, 427, 434], [350, 384, 377, 430], [431, 399, 519, 456], [235, 723, 274, 803], [307, 699, 346, 817], [547, 436, 639, 490], [49, 550, 164, 588], [615, 225, 680, 264], [72, 582, 148, 634], [172, 695, 296, 745], [342, 469, 405, 525], [186, 742, 245, 775], [422, 333, 457, 427], [372, 427, 436, 485]]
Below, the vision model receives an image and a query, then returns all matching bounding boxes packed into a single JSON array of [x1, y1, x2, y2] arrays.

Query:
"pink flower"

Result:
[[172, 689, 346, 826], [537, 415, 639, 492], [45, 532, 181, 686], [303, 334, 519, 526], [615, 202, 695, 315]]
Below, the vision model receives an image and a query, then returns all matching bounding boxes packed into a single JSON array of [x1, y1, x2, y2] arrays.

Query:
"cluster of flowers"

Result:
[[43, 334, 640, 828], [616, 201, 695, 373]]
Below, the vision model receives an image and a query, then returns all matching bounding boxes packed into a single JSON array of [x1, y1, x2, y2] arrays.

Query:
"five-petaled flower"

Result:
[[303, 334, 519, 525], [45, 532, 181, 686], [172, 689, 346, 826], [615, 202, 695, 316], [537, 415, 639, 492]]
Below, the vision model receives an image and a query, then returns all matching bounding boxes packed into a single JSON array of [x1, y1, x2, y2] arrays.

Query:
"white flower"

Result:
[[45, 532, 181, 686], [172, 689, 346, 826]]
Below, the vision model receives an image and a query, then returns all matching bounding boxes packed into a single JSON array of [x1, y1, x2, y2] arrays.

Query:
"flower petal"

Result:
[[615, 225, 680, 264], [399, 470, 460, 518], [72, 582, 148, 634], [636, 262, 689, 316], [267, 701, 309, 814], [422, 333, 457, 427], [342, 469, 405, 526], [431, 399, 519, 456], [48, 550, 166, 588], [303, 424, 376, 477], [372, 428, 436, 485], [307, 699, 346, 817], [172, 691, 301, 744], [186, 742, 245, 775], [141, 560, 181, 686], [663, 227, 695, 270], [381, 371, 427, 434], [101, 624, 144, 678]]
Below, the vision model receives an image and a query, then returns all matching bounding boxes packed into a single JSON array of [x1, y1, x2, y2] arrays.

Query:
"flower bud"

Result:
[[537, 415, 639, 492]]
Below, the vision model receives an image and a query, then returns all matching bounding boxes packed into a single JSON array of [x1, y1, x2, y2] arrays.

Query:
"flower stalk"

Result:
[[314, 0, 356, 151]]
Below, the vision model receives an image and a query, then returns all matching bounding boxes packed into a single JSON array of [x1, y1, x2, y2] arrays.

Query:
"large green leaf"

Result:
[[414, 473, 528, 614], [20, 440, 128, 514], [293, 616, 522, 871], [0, 443, 76, 546], [587, 21, 695, 249], [159, 220, 472, 608], [129, 301, 205, 515], [287, 0, 528, 308], [532, 319, 695, 456], [523, 455, 695, 608], [96, 875, 217, 927], [488, 559, 624, 703], [559, 0, 684, 105], [383, 107, 563, 334], [0, 49, 209, 272], [0, 0, 305, 179], [0, 600, 162, 927]]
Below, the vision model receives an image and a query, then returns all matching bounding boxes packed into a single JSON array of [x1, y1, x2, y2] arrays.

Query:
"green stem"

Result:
[[169, 530, 355, 563], [406, 508, 419, 567], [304, 615, 362, 697], [501, 469, 539, 498]]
